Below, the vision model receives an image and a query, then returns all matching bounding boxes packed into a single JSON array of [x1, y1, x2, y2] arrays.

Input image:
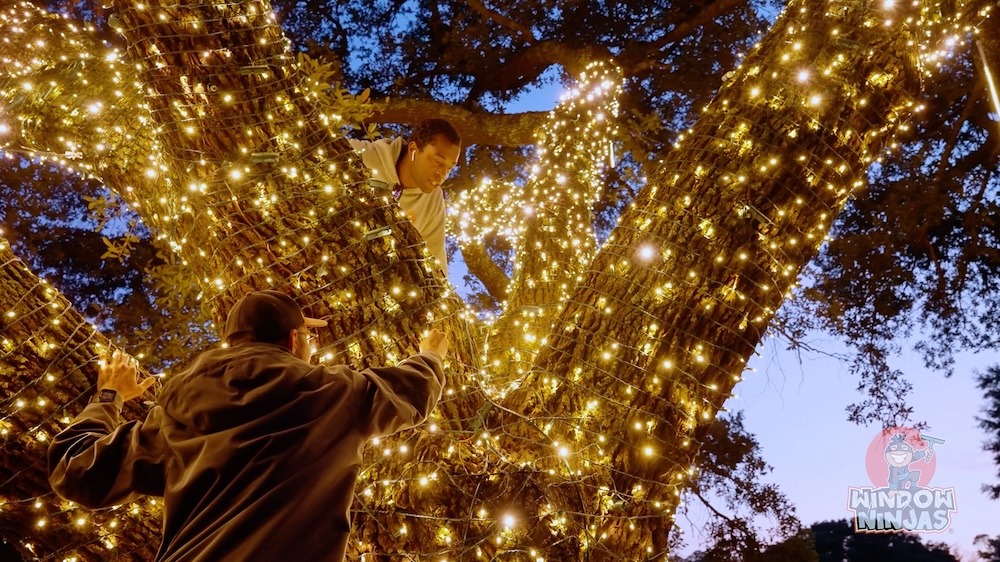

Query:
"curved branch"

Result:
[[458, 239, 510, 302], [692, 488, 737, 525], [366, 99, 549, 146], [495, 39, 612, 82], [620, 0, 746, 72], [466, 0, 536, 42]]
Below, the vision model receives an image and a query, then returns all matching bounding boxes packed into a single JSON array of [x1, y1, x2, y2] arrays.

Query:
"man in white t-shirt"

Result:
[[348, 119, 461, 278]]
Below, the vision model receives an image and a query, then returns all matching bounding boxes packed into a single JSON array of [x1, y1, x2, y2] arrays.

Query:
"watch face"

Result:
[[99, 389, 117, 403]]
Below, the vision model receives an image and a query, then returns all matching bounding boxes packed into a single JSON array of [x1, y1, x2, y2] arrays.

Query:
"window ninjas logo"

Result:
[[847, 427, 957, 533]]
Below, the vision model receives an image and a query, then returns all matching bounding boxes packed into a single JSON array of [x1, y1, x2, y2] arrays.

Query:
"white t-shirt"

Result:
[[347, 137, 448, 277]]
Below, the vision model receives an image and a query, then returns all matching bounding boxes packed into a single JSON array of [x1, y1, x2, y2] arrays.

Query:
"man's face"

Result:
[[293, 328, 315, 362], [409, 136, 461, 194]]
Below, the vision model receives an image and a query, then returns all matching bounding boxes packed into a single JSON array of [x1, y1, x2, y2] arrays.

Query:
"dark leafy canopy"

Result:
[[975, 533, 1000, 562], [978, 366, 1000, 500], [681, 519, 962, 561], [276, 0, 772, 113], [810, 520, 958, 562], [0, 161, 215, 372], [0, 161, 138, 310]]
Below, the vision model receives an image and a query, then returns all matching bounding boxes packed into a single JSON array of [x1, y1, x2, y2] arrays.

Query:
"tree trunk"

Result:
[[495, 1, 926, 558], [0, 0, 956, 560], [479, 61, 623, 390], [0, 237, 162, 560]]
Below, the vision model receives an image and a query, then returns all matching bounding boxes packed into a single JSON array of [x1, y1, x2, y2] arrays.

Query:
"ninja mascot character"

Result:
[[884, 433, 932, 494]]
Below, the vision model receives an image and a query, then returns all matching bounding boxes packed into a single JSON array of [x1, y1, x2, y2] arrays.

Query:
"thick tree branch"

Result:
[[0, 237, 160, 560], [466, 0, 536, 42], [619, 0, 746, 71], [458, 239, 510, 301], [693, 488, 737, 525], [462, 39, 614, 102], [366, 99, 548, 146]]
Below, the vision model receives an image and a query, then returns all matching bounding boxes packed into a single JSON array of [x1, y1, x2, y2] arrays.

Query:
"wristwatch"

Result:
[[92, 388, 124, 410]]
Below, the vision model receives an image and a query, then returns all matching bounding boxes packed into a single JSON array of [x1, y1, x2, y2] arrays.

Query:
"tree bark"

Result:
[[0, 0, 965, 560], [496, 1, 926, 558], [481, 62, 623, 391], [0, 237, 161, 560]]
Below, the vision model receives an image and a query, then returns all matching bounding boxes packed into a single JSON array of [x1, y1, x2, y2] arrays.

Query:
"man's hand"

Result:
[[419, 329, 449, 360], [98, 350, 154, 401]]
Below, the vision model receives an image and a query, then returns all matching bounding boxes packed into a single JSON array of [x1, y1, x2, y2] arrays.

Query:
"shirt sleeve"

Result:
[[47, 402, 167, 509], [357, 351, 445, 438]]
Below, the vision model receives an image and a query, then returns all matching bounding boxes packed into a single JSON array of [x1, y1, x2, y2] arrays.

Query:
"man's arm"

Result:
[[47, 352, 164, 508], [359, 329, 448, 438]]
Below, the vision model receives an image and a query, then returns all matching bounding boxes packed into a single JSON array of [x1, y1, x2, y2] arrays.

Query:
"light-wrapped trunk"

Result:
[[0, 235, 162, 560], [493, 2, 926, 557], [0, 0, 970, 559]]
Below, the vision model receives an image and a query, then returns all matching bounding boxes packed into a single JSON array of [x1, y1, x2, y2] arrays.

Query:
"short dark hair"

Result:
[[410, 118, 461, 149]]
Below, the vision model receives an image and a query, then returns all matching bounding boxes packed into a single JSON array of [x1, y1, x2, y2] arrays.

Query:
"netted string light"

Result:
[[0, 0, 994, 560], [0, 232, 165, 559], [474, 1, 986, 559], [1, 0, 479, 558], [450, 60, 623, 395]]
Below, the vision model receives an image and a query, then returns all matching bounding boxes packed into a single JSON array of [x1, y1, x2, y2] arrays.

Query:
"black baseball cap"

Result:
[[223, 290, 327, 343]]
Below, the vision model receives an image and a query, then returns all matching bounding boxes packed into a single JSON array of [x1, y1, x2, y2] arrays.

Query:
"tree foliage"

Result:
[[673, 412, 804, 559], [811, 519, 958, 562], [977, 365, 1000, 499], [683, 519, 962, 561], [975, 533, 1000, 562]]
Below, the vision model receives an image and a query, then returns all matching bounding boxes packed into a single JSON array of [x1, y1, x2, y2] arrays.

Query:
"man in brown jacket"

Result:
[[48, 290, 448, 562]]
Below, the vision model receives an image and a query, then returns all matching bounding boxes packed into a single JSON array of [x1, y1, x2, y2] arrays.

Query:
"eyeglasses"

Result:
[[297, 330, 317, 347]]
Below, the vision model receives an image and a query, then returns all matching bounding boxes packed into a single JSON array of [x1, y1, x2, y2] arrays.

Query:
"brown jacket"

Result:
[[48, 343, 445, 561]]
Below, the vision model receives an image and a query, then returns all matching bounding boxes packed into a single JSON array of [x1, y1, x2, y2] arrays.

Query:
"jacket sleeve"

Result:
[[48, 402, 167, 509], [358, 351, 445, 438]]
